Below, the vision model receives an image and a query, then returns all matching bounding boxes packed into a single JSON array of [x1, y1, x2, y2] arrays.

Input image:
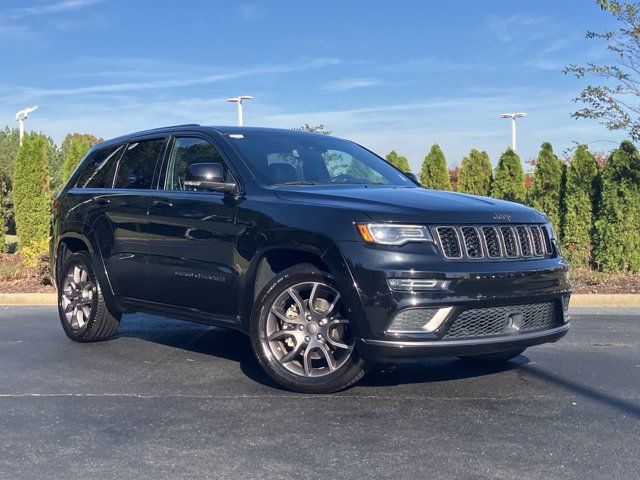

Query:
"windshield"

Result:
[[226, 132, 415, 187]]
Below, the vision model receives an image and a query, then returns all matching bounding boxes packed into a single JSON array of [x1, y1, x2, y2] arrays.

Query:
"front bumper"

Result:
[[335, 240, 571, 361]]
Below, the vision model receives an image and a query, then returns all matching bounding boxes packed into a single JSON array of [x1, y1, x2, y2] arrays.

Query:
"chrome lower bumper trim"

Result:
[[361, 324, 570, 348]]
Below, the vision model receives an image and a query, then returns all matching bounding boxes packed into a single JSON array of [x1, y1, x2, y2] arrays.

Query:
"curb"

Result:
[[1, 292, 640, 307]]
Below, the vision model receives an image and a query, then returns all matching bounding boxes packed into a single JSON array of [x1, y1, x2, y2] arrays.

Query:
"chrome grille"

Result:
[[443, 302, 559, 339], [434, 224, 552, 261]]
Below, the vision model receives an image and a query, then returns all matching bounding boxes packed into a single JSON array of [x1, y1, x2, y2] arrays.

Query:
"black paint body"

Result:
[[51, 125, 571, 361]]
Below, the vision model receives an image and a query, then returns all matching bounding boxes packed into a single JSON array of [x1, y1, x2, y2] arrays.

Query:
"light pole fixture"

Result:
[[15, 106, 38, 146], [500, 112, 526, 151], [226, 96, 253, 126]]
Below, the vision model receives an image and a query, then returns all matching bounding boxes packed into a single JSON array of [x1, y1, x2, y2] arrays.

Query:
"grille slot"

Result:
[[500, 227, 518, 257], [436, 227, 463, 259], [482, 226, 502, 258], [443, 302, 559, 339], [461, 227, 483, 259], [516, 226, 532, 256], [530, 226, 544, 256]]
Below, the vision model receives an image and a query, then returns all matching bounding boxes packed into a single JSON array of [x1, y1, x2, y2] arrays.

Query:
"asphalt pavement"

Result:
[[0, 306, 638, 480]]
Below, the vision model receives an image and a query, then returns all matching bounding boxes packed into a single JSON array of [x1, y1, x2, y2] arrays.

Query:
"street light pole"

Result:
[[226, 96, 253, 126], [499, 112, 526, 151], [15, 106, 38, 146]]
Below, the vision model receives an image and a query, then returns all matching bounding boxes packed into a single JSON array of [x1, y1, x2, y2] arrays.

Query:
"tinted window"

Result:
[[76, 145, 124, 188], [165, 137, 229, 191], [114, 138, 164, 189], [228, 133, 414, 186]]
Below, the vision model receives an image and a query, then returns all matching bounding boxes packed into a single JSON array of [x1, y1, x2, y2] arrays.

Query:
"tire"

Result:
[[250, 265, 367, 393], [57, 251, 121, 342], [459, 348, 526, 363]]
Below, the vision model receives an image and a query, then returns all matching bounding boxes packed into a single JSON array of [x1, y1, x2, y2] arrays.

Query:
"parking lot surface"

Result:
[[0, 306, 638, 480]]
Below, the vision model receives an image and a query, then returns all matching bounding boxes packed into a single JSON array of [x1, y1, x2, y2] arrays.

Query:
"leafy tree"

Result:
[[449, 165, 460, 191], [491, 148, 526, 203], [62, 136, 92, 182], [420, 144, 451, 190], [458, 149, 492, 196], [385, 150, 411, 172], [562, 145, 599, 267], [564, 1, 640, 141], [60, 133, 100, 159], [529, 142, 565, 230], [13, 133, 52, 262], [593, 140, 640, 272], [291, 123, 331, 134], [0, 127, 20, 236]]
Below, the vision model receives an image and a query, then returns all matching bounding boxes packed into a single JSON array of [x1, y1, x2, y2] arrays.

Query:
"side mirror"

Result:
[[404, 172, 421, 185], [184, 163, 236, 193]]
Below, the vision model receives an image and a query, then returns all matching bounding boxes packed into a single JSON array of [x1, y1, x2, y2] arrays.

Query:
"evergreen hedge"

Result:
[[385, 150, 411, 172], [62, 137, 91, 182], [420, 144, 451, 190], [458, 149, 492, 196], [562, 145, 598, 267], [491, 148, 526, 203], [593, 141, 640, 272], [13, 133, 52, 263], [529, 142, 564, 231]]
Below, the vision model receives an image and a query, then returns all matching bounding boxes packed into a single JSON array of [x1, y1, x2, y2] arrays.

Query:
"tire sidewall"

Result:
[[250, 267, 365, 393], [58, 251, 99, 341]]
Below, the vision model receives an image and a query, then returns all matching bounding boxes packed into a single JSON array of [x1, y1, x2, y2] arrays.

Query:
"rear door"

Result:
[[144, 133, 240, 316], [85, 136, 167, 300]]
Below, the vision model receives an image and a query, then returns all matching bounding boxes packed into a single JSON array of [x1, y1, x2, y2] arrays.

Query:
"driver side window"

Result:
[[165, 137, 228, 191]]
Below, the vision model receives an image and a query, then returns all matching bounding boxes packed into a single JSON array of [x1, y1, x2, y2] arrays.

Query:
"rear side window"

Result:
[[76, 145, 124, 188], [114, 138, 164, 190]]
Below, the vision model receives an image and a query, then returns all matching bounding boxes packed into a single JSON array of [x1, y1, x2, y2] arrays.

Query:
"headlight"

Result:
[[546, 222, 557, 240], [356, 223, 433, 246]]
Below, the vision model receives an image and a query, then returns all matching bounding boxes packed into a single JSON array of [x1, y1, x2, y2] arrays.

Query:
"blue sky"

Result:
[[0, 0, 625, 171]]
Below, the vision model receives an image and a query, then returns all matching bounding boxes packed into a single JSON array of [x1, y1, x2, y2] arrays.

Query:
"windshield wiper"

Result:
[[273, 181, 316, 186]]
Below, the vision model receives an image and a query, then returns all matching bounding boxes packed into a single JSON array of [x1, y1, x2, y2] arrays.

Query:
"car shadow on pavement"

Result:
[[360, 356, 525, 388], [116, 314, 281, 389]]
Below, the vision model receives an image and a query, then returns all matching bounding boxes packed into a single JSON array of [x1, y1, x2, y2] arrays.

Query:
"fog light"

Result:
[[387, 307, 453, 333]]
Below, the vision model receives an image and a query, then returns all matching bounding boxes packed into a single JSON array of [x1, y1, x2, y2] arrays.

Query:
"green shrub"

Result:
[[13, 133, 52, 263], [420, 144, 451, 190], [385, 150, 411, 172], [529, 142, 564, 231], [61, 137, 91, 182], [458, 149, 492, 196], [562, 145, 598, 267], [593, 140, 640, 272], [491, 148, 526, 203]]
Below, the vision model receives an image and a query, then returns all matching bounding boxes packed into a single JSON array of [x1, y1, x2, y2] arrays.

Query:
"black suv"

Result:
[[51, 125, 571, 393]]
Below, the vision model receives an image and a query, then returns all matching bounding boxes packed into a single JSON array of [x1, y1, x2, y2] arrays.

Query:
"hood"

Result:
[[273, 185, 545, 224]]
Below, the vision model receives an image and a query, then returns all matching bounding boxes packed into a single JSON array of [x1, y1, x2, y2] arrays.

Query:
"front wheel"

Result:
[[250, 266, 366, 393]]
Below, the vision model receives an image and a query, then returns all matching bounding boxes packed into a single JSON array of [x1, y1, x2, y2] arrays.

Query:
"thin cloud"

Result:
[[324, 78, 380, 92], [9, 0, 104, 18], [13, 58, 341, 99]]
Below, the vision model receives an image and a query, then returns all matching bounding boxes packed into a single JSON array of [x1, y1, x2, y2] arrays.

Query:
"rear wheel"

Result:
[[459, 348, 526, 363], [58, 251, 120, 342], [250, 266, 366, 393]]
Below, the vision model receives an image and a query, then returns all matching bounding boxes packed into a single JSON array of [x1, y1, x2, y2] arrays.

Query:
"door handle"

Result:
[[151, 200, 174, 208], [95, 197, 110, 205]]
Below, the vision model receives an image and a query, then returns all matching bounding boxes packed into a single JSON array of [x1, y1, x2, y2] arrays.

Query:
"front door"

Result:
[[144, 135, 240, 316]]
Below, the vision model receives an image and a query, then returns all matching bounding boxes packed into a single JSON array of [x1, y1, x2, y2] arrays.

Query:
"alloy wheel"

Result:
[[60, 263, 95, 331], [265, 281, 354, 378]]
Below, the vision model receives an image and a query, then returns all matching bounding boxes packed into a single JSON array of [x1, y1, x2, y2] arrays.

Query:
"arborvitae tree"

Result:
[[562, 145, 598, 267], [62, 137, 91, 182], [458, 149, 492, 196], [420, 144, 451, 190], [13, 133, 52, 261], [529, 142, 564, 230], [0, 127, 20, 236], [491, 147, 526, 203], [594, 140, 640, 272], [385, 150, 411, 172]]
